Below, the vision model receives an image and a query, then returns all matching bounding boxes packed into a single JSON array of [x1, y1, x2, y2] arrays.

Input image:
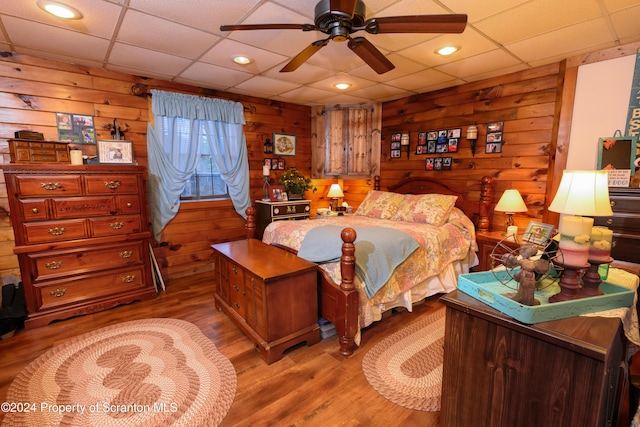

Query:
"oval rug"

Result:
[[362, 308, 445, 411], [4, 318, 237, 427]]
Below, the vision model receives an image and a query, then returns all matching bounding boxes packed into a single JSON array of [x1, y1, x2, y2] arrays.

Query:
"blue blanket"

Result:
[[297, 225, 420, 298]]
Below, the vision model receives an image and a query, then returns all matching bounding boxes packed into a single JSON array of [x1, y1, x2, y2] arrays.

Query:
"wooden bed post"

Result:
[[477, 176, 494, 232], [336, 228, 359, 356], [245, 206, 257, 239]]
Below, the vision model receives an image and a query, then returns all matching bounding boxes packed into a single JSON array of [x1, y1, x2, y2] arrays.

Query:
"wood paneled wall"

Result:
[[0, 52, 311, 282], [379, 63, 563, 233]]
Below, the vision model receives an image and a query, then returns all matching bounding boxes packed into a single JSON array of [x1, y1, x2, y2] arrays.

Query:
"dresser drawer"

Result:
[[29, 241, 146, 281], [595, 213, 640, 233], [89, 215, 142, 236], [118, 195, 141, 213], [612, 233, 640, 264], [84, 175, 139, 195], [36, 267, 147, 311], [23, 219, 87, 244], [14, 175, 82, 197], [609, 194, 640, 212], [51, 197, 117, 219], [18, 199, 48, 221], [271, 203, 310, 218]]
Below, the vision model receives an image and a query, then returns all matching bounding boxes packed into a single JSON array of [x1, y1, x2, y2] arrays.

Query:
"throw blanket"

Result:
[[297, 225, 419, 298]]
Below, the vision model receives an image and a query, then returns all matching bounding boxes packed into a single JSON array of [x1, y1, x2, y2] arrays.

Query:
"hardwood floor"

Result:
[[0, 273, 443, 426]]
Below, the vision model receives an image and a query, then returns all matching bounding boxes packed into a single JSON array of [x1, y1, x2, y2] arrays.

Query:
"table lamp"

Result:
[[547, 170, 612, 302], [262, 164, 270, 201], [327, 183, 344, 211], [494, 189, 527, 238]]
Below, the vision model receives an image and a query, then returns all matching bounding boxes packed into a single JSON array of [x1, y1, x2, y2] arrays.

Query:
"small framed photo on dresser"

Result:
[[97, 140, 134, 164]]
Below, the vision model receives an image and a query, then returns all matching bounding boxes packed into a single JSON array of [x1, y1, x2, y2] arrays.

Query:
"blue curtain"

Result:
[[147, 89, 250, 241]]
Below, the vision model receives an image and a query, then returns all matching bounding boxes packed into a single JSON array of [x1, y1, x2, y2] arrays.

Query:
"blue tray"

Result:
[[457, 270, 634, 324]]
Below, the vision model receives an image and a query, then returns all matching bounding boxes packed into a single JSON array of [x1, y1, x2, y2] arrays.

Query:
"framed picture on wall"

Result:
[[273, 133, 296, 156]]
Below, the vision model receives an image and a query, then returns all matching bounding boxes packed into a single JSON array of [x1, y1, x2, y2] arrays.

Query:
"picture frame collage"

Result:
[[264, 158, 286, 171], [485, 121, 504, 153], [56, 112, 96, 145], [390, 133, 411, 158]]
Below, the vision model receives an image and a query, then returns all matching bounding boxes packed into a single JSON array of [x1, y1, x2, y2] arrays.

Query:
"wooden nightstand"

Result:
[[254, 199, 310, 240], [475, 230, 520, 271]]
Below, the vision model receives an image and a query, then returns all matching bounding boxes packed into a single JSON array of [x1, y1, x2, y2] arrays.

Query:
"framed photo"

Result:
[[273, 133, 296, 156], [523, 221, 555, 245], [598, 134, 637, 177], [97, 140, 134, 164], [269, 185, 286, 201]]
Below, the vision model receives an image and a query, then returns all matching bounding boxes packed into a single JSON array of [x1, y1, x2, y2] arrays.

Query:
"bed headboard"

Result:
[[387, 176, 494, 232]]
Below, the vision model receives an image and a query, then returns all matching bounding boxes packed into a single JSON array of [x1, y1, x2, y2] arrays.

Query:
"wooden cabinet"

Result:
[[440, 290, 627, 427], [593, 187, 640, 264], [474, 230, 520, 271], [212, 239, 319, 364], [3, 164, 156, 328], [8, 139, 70, 164], [254, 199, 310, 240]]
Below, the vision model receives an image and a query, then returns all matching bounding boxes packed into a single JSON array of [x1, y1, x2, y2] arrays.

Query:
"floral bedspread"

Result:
[[262, 208, 477, 328]]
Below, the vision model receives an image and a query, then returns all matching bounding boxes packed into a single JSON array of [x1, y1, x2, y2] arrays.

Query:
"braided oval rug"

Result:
[[4, 318, 237, 427], [362, 308, 445, 411]]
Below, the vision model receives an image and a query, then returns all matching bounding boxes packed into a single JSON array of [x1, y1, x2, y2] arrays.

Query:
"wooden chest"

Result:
[[3, 164, 156, 328], [593, 187, 640, 264], [212, 239, 320, 364], [8, 139, 70, 164]]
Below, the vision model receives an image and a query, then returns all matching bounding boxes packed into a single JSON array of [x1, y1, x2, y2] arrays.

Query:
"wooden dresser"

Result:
[[3, 164, 157, 328], [593, 187, 640, 264], [440, 290, 626, 427], [254, 199, 310, 240], [474, 230, 521, 271], [212, 239, 319, 364]]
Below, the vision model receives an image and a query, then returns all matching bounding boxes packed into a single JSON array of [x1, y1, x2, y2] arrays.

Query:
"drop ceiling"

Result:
[[1, 0, 639, 106]]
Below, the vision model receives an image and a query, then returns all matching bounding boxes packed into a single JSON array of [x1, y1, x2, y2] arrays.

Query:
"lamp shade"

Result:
[[494, 189, 527, 214], [327, 183, 344, 198], [548, 170, 612, 216]]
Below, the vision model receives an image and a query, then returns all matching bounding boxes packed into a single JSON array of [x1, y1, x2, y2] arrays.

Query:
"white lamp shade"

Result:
[[494, 189, 527, 214], [548, 170, 612, 216], [327, 183, 344, 198]]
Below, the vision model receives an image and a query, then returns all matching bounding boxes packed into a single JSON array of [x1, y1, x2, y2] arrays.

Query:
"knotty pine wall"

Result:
[[379, 63, 563, 233], [0, 52, 312, 282]]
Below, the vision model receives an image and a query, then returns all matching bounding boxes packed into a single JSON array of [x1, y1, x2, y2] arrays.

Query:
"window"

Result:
[[161, 117, 228, 200], [312, 104, 381, 179]]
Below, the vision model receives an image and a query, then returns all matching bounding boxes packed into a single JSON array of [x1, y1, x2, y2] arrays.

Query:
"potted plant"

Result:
[[279, 167, 316, 199]]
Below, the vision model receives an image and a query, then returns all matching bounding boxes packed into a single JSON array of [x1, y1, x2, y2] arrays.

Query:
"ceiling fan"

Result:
[[220, 0, 467, 74]]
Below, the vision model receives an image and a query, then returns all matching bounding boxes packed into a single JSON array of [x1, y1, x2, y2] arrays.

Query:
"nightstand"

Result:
[[474, 230, 520, 271], [254, 199, 311, 240]]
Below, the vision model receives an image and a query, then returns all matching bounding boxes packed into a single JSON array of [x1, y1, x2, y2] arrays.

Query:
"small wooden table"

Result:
[[212, 239, 320, 364]]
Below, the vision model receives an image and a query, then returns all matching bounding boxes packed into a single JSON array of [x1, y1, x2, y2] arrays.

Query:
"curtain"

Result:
[[147, 89, 250, 241]]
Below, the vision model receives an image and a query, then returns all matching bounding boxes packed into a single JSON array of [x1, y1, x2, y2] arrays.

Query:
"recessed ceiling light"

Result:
[[334, 82, 351, 90], [37, 1, 82, 19], [232, 55, 252, 65], [436, 46, 459, 56]]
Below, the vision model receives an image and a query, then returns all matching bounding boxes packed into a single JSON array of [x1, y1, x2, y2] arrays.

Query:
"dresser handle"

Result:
[[122, 275, 135, 283], [104, 181, 121, 190], [234, 302, 241, 309], [126, 202, 133, 208], [45, 261, 62, 269], [48, 227, 65, 236], [32, 208, 39, 214], [232, 265, 238, 274], [233, 284, 240, 291], [606, 218, 613, 225], [119, 250, 133, 258], [287, 205, 296, 214], [109, 221, 124, 230], [610, 200, 616, 207], [50, 288, 66, 297], [41, 182, 62, 191]]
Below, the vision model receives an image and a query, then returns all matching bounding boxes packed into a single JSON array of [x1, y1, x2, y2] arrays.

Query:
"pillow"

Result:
[[354, 190, 404, 219], [391, 193, 458, 226]]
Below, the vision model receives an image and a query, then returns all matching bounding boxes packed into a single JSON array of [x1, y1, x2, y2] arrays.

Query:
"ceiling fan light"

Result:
[[232, 55, 252, 65], [436, 46, 459, 56], [334, 82, 351, 90], [37, 1, 82, 19]]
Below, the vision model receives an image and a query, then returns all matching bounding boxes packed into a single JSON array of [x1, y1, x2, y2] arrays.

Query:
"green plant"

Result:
[[279, 167, 316, 195]]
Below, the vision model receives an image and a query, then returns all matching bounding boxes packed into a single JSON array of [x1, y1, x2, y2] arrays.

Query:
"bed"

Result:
[[244, 176, 494, 356]]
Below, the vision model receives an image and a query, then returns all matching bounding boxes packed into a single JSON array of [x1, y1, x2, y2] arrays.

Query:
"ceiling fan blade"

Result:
[[221, 23, 315, 32], [329, 0, 358, 17], [280, 39, 330, 72], [347, 37, 395, 74], [365, 14, 467, 34]]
